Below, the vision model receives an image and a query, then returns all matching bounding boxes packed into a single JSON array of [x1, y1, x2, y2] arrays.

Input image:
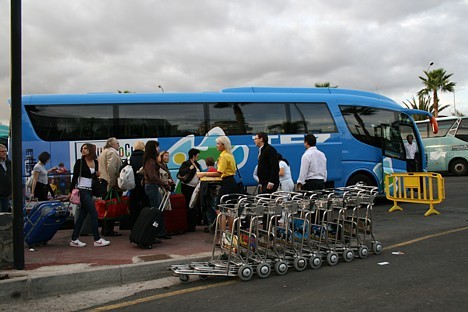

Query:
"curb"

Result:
[[0, 252, 211, 302]]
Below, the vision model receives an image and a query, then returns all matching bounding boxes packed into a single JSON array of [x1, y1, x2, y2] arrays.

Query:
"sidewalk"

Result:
[[0, 226, 215, 302]]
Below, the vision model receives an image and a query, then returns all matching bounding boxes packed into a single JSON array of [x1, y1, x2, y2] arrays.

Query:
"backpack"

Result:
[[118, 159, 135, 190], [25, 175, 34, 197]]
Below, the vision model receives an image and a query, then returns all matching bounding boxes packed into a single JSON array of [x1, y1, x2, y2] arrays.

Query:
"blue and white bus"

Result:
[[19, 87, 437, 193]]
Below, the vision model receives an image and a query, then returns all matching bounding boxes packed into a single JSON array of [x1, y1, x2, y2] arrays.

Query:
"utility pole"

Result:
[[11, 0, 25, 269]]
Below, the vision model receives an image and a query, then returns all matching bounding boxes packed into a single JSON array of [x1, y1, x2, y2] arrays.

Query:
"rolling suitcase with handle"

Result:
[[24, 200, 70, 247], [129, 191, 169, 249], [164, 194, 188, 235]]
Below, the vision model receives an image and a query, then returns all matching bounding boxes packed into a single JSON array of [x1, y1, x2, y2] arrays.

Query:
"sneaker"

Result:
[[70, 239, 86, 248], [94, 238, 110, 247]]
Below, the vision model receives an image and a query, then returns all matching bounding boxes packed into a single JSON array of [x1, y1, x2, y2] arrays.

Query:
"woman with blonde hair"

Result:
[[197, 135, 237, 232], [128, 140, 148, 227]]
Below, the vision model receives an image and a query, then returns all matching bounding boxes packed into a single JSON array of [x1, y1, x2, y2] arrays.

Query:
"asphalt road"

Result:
[[88, 176, 468, 312]]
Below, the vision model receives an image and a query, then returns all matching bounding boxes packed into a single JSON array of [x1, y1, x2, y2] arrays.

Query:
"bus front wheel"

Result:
[[346, 173, 376, 187], [449, 159, 468, 176]]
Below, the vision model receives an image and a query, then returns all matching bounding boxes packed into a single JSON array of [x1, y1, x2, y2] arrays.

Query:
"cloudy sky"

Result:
[[1, 0, 467, 126]]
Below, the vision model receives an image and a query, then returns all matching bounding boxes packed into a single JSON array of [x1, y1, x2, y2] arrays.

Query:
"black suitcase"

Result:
[[129, 191, 169, 249]]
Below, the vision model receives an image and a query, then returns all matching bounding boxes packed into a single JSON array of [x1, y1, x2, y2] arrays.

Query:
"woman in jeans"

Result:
[[143, 140, 171, 242], [69, 143, 110, 247]]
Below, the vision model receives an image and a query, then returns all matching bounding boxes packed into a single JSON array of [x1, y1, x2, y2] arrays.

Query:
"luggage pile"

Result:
[[171, 185, 383, 282]]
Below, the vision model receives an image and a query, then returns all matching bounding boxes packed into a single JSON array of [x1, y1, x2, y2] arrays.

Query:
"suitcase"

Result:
[[73, 204, 94, 236], [164, 194, 188, 235], [129, 191, 169, 249], [24, 201, 70, 247]]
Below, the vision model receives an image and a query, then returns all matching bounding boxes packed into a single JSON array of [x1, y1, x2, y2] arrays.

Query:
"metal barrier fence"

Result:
[[385, 172, 445, 217]]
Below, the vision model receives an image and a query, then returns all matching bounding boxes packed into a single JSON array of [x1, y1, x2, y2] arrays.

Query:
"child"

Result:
[[205, 157, 217, 172]]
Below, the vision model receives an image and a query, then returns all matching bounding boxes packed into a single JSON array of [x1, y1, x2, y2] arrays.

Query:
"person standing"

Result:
[[0, 144, 11, 212], [128, 140, 148, 228], [178, 148, 202, 232], [277, 153, 294, 192], [30, 151, 58, 201], [98, 137, 122, 237], [197, 136, 237, 232], [69, 143, 110, 247], [404, 134, 419, 172], [254, 132, 279, 194], [143, 140, 171, 242], [297, 134, 327, 191]]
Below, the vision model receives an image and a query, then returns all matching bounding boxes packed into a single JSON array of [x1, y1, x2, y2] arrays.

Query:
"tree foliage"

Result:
[[315, 82, 338, 88], [402, 95, 450, 120], [417, 68, 456, 117]]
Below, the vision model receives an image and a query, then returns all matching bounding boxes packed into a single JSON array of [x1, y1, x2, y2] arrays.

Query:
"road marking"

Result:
[[91, 279, 238, 311], [384, 225, 468, 250], [94, 225, 468, 311]]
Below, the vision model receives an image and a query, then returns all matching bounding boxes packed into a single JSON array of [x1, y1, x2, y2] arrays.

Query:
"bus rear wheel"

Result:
[[346, 173, 376, 187], [449, 159, 468, 176]]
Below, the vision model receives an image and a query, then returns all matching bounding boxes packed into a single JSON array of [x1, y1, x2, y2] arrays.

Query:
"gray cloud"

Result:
[[1, 0, 467, 125]]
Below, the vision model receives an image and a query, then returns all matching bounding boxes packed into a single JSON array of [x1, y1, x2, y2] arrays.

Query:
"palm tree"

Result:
[[315, 82, 338, 88], [403, 95, 450, 120], [417, 68, 456, 117]]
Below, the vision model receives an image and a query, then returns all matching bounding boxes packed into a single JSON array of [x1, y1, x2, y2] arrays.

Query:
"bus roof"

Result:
[[21, 86, 402, 110]]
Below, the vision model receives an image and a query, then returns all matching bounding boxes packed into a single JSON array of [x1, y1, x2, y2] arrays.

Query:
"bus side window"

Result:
[[455, 118, 468, 142]]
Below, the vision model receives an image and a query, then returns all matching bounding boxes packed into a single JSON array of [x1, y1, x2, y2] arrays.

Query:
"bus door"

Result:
[[379, 123, 408, 189]]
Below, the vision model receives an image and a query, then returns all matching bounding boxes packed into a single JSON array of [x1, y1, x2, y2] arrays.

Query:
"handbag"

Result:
[[236, 165, 248, 194], [95, 189, 129, 219], [177, 171, 192, 183], [70, 188, 80, 204], [92, 178, 108, 197]]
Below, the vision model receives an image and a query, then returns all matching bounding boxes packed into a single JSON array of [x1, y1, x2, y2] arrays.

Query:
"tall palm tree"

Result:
[[315, 82, 338, 88], [417, 68, 456, 117]]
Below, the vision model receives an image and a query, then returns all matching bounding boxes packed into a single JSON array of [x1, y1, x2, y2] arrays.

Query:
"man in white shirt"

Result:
[[297, 134, 327, 191], [404, 134, 419, 172]]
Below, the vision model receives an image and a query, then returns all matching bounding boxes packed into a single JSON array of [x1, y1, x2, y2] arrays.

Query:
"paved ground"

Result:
[[0, 175, 466, 304]]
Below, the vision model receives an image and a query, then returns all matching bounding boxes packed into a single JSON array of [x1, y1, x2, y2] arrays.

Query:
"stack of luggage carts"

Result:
[[171, 185, 383, 282]]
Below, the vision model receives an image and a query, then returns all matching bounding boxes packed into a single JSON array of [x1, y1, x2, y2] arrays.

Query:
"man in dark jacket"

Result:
[[254, 132, 279, 194], [0, 144, 12, 212]]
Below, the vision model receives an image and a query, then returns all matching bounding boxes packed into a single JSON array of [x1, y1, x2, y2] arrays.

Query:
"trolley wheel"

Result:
[[293, 257, 308, 272], [238, 264, 254, 281], [372, 241, 383, 254], [179, 274, 190, 283], [326, 252, 339, 266], [343, 249, 354, 263], [358, 246, 369, 259], [256, 262, 271, 279], [275, 260, 288, 275], [309, 254, 322, 269], [199, 275, 209, 280]]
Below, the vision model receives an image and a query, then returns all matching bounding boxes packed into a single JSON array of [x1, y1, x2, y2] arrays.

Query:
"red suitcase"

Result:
[[164, 194, 188, 235]]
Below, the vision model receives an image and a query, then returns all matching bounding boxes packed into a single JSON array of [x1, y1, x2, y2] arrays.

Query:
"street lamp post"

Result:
[[453, 89, 456, 115], [426, 61, 434, 72], [158, 85, 165, 93]]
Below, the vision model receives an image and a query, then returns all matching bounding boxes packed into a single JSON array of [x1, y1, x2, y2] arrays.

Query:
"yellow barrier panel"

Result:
[[385, 172, 445, 217]]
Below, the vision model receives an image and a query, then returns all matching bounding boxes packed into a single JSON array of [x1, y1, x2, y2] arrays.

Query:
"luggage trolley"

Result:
[[254, 194, 290, 276], [275, 198, 310, 272], [171, 193, 258, 282], [341, 185, 382, 257], [303, 190, 343, 266]]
